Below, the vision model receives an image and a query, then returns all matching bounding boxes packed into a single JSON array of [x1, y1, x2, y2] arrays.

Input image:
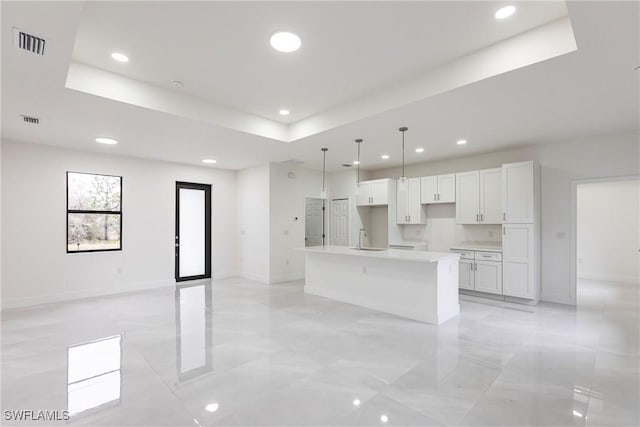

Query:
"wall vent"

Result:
[[280, 159, 305, 166], [21, 115, 40, 124], [13, 28, 47, 56]]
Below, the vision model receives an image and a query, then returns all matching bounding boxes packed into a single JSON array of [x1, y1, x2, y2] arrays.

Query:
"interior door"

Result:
[[175, 182, 211, 281], [305, 197, 325, 246], [331, 199, 349, 246]]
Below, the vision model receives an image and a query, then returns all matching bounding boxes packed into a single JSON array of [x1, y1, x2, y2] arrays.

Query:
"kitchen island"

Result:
[[301, 246, 460, 325]]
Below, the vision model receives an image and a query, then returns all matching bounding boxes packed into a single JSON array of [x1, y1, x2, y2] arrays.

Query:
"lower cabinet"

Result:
[[502, 224, 536, 299], [452, 250, 503, 295]]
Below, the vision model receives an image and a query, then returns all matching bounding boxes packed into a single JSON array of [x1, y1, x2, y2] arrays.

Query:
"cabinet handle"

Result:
[[480, 213, 484, 222], [503, 226, 506, 235], [476, 213, 479, 222], [503, 212, 506, 221], [438, 193, 440, 201], [434, 193, 436, 201]]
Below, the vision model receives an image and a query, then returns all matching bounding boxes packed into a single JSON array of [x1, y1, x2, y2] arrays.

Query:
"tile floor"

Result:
[[1, 278, 638, 426]]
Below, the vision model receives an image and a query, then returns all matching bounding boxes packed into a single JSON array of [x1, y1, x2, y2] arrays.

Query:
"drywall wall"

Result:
[[269, 163, 322, 283], [326, 169, 372, 247], [1, 140, 237, 309], [368, 130, 639, 304], [236, 164, 270, 283], [577, 179, 639, 284]]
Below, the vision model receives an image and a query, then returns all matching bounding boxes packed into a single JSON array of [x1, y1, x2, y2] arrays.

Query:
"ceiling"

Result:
[[1, 1, 638, 172]]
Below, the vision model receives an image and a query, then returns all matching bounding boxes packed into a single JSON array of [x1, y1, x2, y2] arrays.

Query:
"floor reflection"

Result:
[[175, 281, 213, 383], [67, 334, 122, 417]]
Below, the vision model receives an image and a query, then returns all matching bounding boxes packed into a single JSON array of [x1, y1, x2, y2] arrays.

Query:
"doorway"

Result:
[[331, 198, 350, 246], [175, 182, 212, 281], [573, 177, 639, 305]]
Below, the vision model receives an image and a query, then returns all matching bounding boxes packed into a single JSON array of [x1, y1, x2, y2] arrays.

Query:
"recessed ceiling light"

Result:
[[415, 148, 424, 153], [457, 139, 468, 145], [270, 32, 301, 53], [279, 109, 290, 116], [202, 159, 217, 164], [111, 52, 129, 63], [95, 137, 118, 145], [353, 399, 361, 406], [205, 403, 219, 413], [353, 160, 360, 165], [495, 5, 516, 20], [380, 415, 389, 423], [381, 154, 390, 160]]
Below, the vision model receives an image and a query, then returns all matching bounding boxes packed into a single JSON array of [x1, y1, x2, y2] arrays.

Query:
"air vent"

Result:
[[21, 115, 39, 124], [13, 28, 47, 56], [280, 159, 305, 166]]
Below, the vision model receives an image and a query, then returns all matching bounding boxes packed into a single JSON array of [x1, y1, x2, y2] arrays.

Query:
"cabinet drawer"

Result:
[[475, 251, 502, 261], [451, 249, 474, 260]]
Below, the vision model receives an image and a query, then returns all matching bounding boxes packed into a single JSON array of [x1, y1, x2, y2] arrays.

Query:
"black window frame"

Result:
[[66, 171, 123, 254]]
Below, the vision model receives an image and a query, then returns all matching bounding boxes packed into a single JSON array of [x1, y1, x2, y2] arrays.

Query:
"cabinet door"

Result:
[[356, 182, 371, 206], [475, 261, 503, 294], [396, 181, 409, 224], [502, 224, 535, 298], [370, 180, 388, 205], [408, 178, 423, 224], [437, 174, 456, 203], [455, 171, 480, 224], [459, 259, 474, 290], [420, 176, 438, 204], [480, 168, 502, 224], [502, 162, 534, 223]]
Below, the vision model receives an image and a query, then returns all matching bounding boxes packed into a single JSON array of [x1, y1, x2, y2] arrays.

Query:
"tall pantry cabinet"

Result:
[[501, 161, 541, 301]]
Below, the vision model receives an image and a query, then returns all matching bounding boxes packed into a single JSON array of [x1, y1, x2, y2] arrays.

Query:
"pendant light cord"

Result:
[[399, 127, 408, 179], [355, 139, 363, 184], [321, 148, 328, 193]]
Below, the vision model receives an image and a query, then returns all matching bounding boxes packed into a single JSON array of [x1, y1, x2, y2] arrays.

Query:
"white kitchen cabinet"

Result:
[[458, 259, 475, 290], [479, 168, 502, 224], [452, 249, 502, 294], [356, 179, 391, 206], [475, 260, 503, 294], [502, 161, 535, 223], [397, 178, 425, 224], [502, 224, 536, 299], [455, 171, 480, 224], [420, 174, 455, 204], [456, 169, 502, 224]]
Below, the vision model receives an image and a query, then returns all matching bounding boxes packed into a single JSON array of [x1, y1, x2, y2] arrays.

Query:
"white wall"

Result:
[[577, 180, 639, 284], [236, 164, 270, 283], [1, 140, 237, 309], [368, 130, 639, 304], [326, 169, 371, 247], [269, 163, 322, 283]]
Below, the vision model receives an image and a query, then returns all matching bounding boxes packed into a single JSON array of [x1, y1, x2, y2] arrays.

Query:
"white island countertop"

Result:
[[450, 241, 503, 252], [300, 245, 459, 263]]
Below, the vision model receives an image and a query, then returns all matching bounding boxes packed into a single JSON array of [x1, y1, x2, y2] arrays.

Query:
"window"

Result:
[[67, 172, 122, 253]]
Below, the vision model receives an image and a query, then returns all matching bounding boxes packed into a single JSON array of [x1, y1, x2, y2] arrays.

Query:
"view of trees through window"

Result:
[[67, 172, 122, 252]]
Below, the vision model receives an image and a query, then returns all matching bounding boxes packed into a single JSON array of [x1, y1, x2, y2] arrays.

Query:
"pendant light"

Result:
[[398, 127, 408, 189], [355, 138, 363, 185], [320, 147, 328, 198]]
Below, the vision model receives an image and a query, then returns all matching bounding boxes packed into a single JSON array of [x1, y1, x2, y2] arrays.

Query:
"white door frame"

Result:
[[330, 197, 350, 246], [570, 174, 639, 305]]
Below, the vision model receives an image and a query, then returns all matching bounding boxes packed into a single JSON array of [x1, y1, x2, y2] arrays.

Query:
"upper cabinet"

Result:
[[455, 168, 502, 224], [356, 179, 392, 206], [502, 161, 537, 223], [420, 174, 455, 204], [397, 178, 426, 224]]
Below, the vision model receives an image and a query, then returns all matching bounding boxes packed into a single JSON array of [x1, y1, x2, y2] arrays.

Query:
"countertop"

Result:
[[300, 245, 459, 263], [450, 242, 503, 252]]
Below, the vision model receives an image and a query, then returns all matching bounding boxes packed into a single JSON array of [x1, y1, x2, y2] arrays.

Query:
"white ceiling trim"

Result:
[[65, 17, 576, 144]]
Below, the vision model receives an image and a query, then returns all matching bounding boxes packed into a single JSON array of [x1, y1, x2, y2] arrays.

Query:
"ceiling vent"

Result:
[[13, 28, 47, 56], [21, 115, 39, 124], [280, 159, 305, 166]]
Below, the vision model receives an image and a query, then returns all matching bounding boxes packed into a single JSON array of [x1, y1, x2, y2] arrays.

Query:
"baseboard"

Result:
[[269, 273, 304, 284], [578, 272, 640, 285], [212, 271, 240, 280], [1, 279, 175, 311], [240, 272, 270, 284]]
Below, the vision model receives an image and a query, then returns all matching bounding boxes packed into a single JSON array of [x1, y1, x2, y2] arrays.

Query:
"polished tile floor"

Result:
[[1, 278, 638, 426]]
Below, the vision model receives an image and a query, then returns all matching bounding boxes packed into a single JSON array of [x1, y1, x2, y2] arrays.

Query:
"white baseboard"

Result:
[[269, 273, 304, 284], [240, 271, 270, 284], [578, 272, 640, 285], [1, 279, 175, 311]]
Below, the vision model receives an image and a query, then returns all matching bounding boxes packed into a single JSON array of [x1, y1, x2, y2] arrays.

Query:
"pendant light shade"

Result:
[[320, 147, 328, 198], [398, 127, 408, 189]]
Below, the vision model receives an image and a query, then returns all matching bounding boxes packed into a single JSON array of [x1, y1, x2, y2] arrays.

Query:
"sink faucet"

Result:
[[357, 228, 366, 250]]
